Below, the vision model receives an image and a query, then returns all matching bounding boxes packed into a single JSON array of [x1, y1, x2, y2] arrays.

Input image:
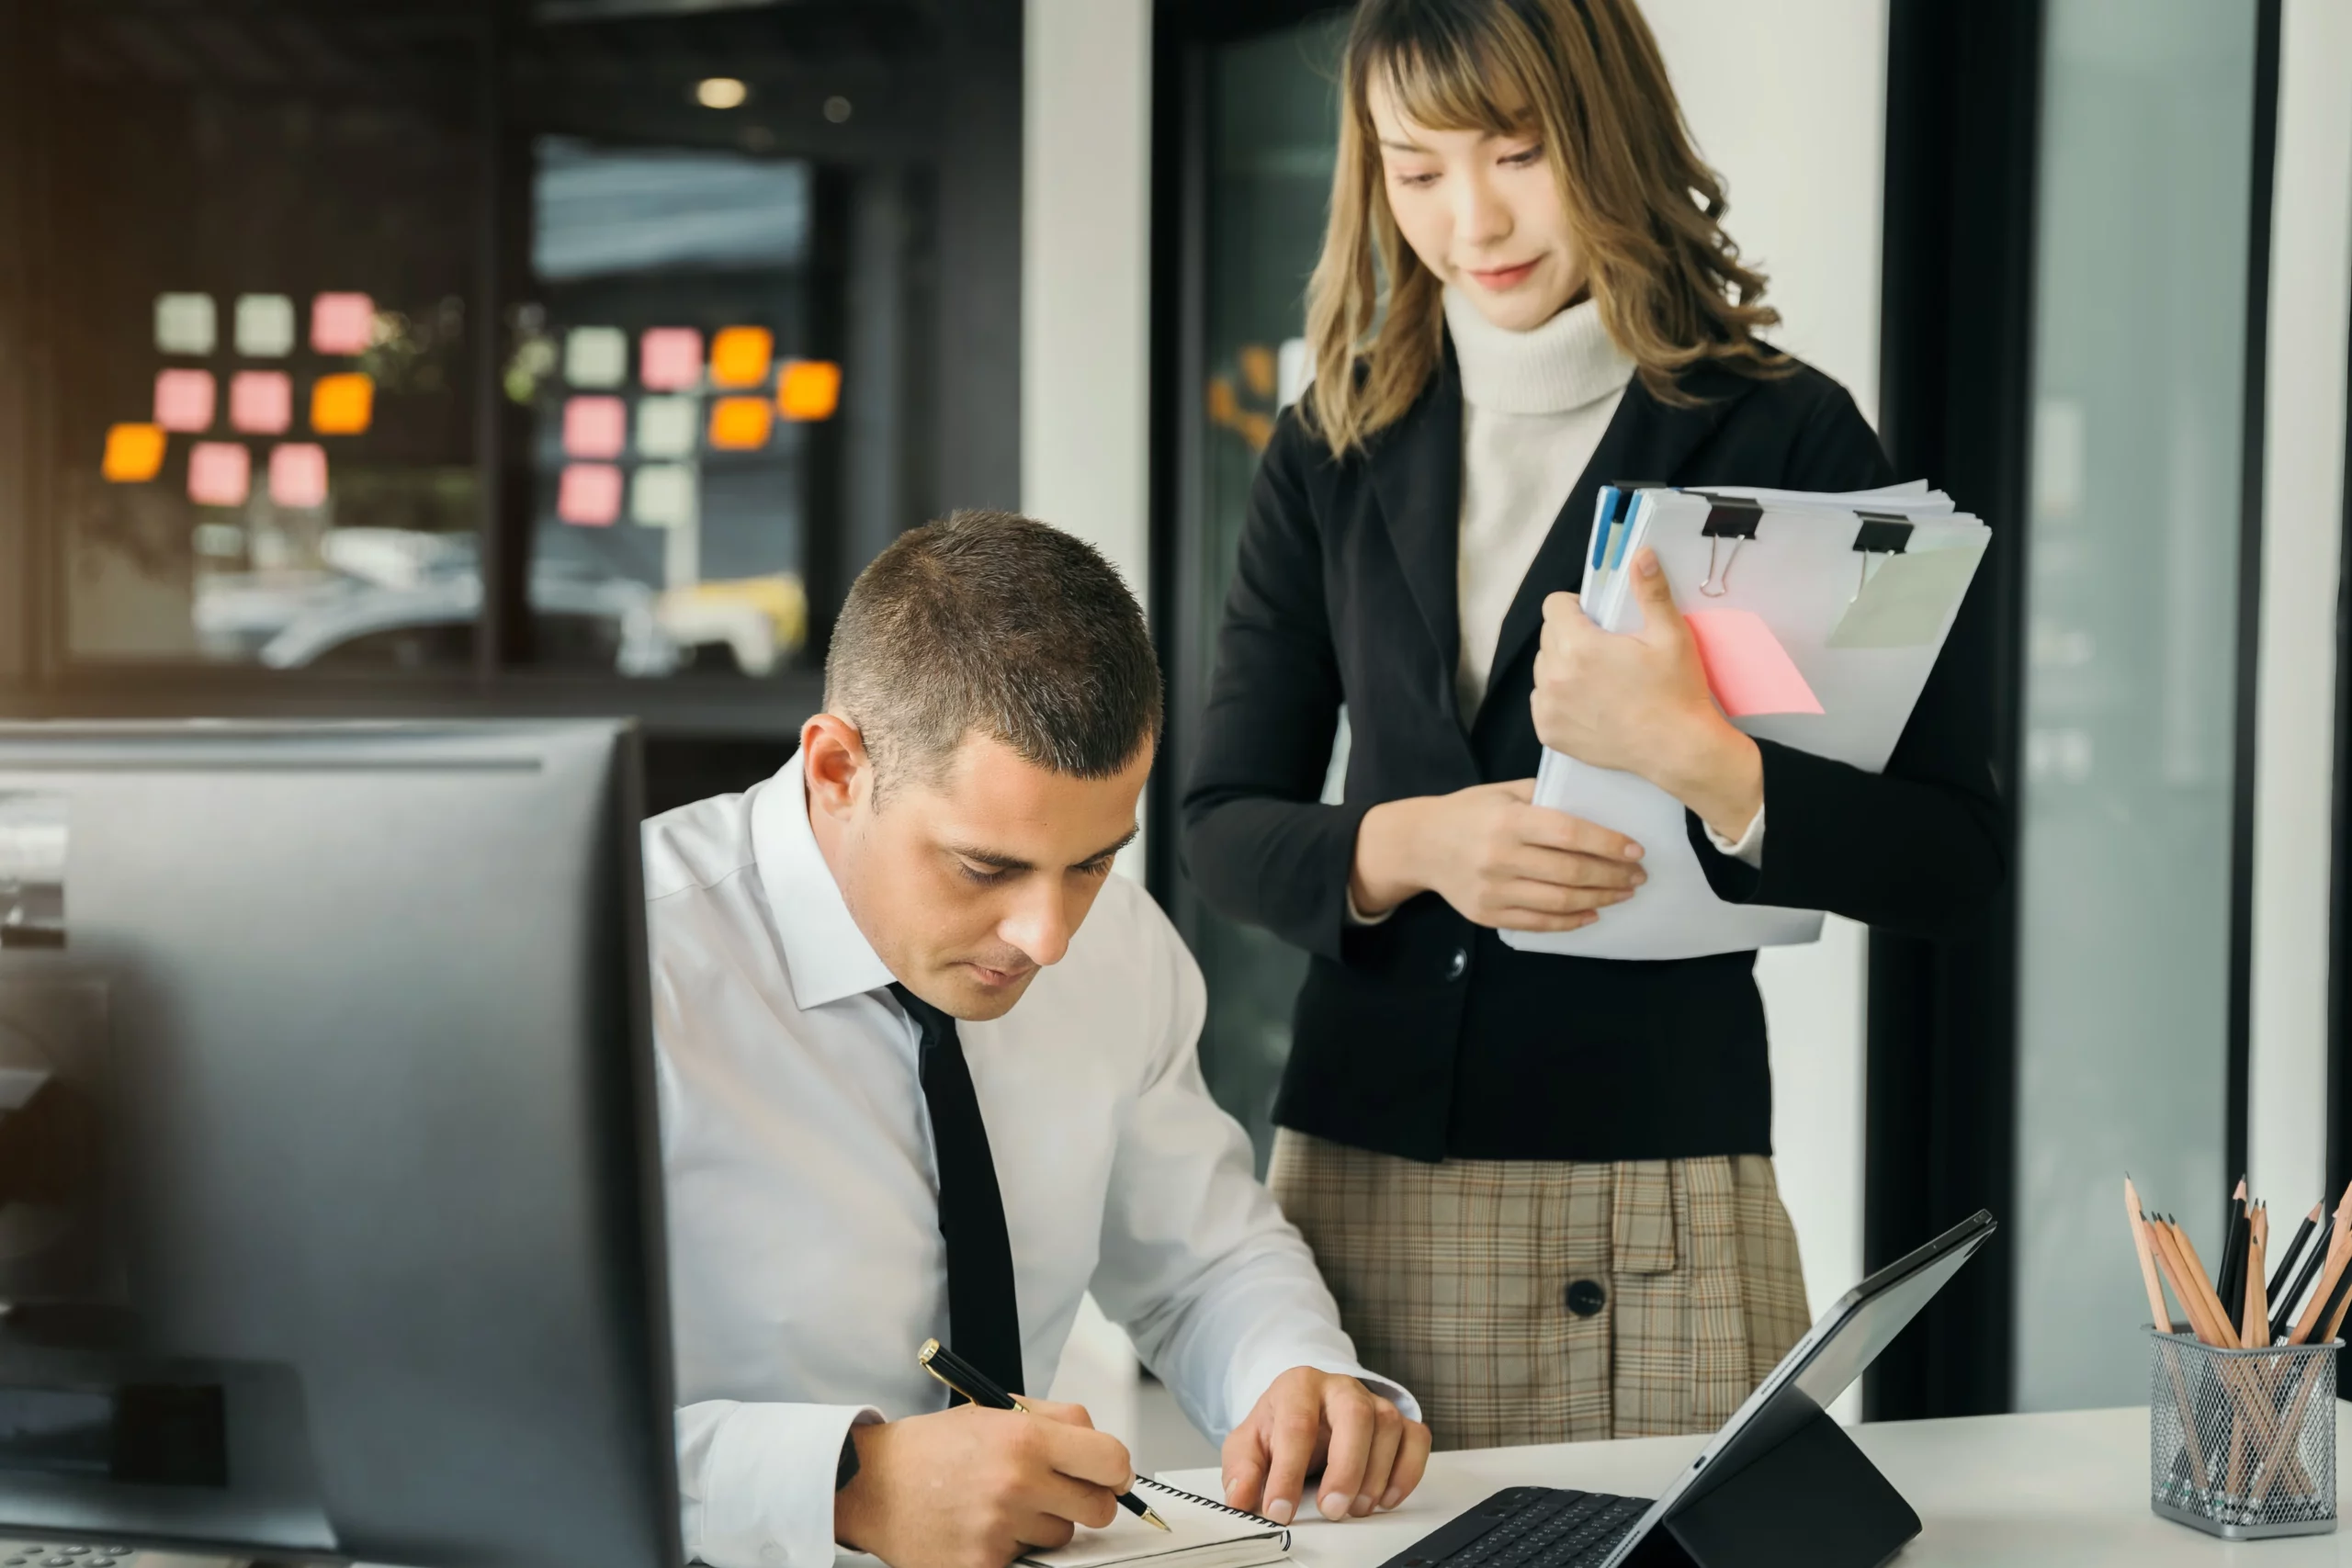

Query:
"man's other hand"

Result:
[[835, 1400, 1134, 1568], [1221, 1368, 1431, 1525]]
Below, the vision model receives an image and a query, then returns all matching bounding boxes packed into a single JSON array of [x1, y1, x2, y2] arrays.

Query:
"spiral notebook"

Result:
[[1018, 1475, 1292, 1568]]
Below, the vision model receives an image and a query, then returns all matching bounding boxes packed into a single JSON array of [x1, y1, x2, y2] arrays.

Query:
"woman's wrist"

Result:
[[1650, 713, 1764, 845], [1350, 798, 1428, 919]]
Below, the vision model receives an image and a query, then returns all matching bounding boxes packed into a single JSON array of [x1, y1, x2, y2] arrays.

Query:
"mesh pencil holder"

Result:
[[2149, 1329, 2338, 1539]]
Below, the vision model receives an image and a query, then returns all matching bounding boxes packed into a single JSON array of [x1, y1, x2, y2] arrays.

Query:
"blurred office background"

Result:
[[3, 0, 2350, 1467]]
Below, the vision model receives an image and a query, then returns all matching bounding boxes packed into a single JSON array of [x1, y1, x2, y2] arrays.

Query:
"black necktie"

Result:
[[890, 982, 1024, 1395]]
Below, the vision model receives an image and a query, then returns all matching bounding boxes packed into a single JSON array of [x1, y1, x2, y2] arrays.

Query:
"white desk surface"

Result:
[[1159, 1404, 2352, 1565]]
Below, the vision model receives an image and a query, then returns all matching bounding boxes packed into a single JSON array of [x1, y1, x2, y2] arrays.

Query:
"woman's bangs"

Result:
[[1365, 23, 1534, 139]]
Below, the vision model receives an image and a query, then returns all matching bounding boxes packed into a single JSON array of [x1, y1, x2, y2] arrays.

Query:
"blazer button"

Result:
[[1445, 947, 1469, 981], [1566, 1279, 1607, 1317]]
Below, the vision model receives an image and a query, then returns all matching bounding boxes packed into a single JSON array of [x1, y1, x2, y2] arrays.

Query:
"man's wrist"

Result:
[[832, 1421, 880, 1552]]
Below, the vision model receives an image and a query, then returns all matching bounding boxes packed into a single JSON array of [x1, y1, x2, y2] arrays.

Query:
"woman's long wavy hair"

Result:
[[1303, 0, 1788, 454]]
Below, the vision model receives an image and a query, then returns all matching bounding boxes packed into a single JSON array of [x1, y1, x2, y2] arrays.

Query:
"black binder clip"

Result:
[[1850, 514, 1914, 601], [1697, 501, 1762, 597]]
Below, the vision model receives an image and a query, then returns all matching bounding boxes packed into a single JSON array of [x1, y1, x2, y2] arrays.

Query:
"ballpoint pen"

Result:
[[920, 1337, 1171, 1531]]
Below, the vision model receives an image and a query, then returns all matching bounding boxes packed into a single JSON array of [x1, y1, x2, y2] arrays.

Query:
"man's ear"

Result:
[[800, 714, 872, 819]]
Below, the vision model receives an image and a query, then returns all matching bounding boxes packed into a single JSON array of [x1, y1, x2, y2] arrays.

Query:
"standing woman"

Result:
[[1183, 0, 2001, 1461]]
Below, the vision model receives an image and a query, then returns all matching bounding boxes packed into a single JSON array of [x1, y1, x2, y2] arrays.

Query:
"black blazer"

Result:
[[1180, 345, 2005, 1165]]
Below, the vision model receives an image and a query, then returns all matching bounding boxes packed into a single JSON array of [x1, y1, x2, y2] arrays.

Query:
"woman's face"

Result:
[[1367, 76, 1586, 332]]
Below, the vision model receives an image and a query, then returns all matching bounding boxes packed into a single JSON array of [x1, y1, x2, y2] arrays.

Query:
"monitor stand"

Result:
[[1625, 1408, 1920, 1568]]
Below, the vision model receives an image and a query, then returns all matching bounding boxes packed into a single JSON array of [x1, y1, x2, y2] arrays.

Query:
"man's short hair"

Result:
[[823, 510, 1163, 795]]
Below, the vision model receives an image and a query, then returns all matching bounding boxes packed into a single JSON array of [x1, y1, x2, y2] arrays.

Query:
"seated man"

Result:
[[646, 511, 1430, 1568]]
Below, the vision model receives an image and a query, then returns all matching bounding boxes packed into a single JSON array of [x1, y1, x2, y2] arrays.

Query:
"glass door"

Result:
[[2010, 0, 2267, 1410], [1158, 7, 1349, 1165]]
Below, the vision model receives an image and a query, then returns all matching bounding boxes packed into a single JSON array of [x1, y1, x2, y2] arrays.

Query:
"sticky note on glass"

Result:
[[708, 395, 773, 450], [187, 442, 251, 507], [639, 328, 704, 391], [566, 326, 628, 389], [231, 370, 292, 434], [636, 395, 697, 457], [102, 423, 166, 483], [154, 293, 216, 355], [709, 326, 773, 389], [153, 368, 216, 433], [311, 292, 376, 355], [777, 359, 841, 422], [1686, 608, 1823, 717], [311, 373, 374, 435], [563, 395, 627, 459], [631, 464, 696, 529], [269, 443, 328, 509], [234, 294, 296, 357], [1827, 548, 1981, 649], [558, 463, 623, 526]]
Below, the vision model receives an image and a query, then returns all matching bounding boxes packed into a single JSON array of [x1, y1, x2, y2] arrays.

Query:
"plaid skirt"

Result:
[[1270, 1130, 1811, 1450]]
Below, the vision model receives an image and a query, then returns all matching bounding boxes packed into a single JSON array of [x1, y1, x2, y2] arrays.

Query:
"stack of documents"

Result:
[[1504, 481, 1988, 961]]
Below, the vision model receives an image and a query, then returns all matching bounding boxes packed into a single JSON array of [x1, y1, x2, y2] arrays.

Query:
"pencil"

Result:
[[2124, 1178, 2174, 1331], [2243, 1207, 2267, 1350], [2267, 1201, 2322, 1304]]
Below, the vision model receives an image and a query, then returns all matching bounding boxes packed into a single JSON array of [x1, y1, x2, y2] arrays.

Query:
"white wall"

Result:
[[1638, 0, 1891, 1394], [1021, 0, 1153, 601], [2248, 0, 2352, 1220]]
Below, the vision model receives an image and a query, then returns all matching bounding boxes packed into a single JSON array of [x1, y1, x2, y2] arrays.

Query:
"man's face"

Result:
[[810, 726, 1150, 1021]]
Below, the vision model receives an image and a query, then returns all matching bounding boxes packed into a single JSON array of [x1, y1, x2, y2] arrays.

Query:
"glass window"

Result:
[[2011, 0, 2260, 1410], [20, 0, 1020, 692], [47, 3, 484, 670]]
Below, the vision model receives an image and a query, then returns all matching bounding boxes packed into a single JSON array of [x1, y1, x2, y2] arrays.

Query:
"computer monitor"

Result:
[[0, 721, 676, 1568]]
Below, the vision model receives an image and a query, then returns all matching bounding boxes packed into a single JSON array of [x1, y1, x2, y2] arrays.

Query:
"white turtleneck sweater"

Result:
[[1441, 286, 1763, 867]]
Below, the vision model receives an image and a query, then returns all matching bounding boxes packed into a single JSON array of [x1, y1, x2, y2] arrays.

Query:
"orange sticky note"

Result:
[[776, 359, 841, 422], [102, 423, 166, 483], [1685, 608, 1823, 717], [708, 395, 773, 450], [311, 373, 374, 435], [709, 326, 773, 389]]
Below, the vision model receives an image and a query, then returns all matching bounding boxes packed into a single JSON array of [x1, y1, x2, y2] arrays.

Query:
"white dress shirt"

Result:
[[644, 756, 1413, 1568]]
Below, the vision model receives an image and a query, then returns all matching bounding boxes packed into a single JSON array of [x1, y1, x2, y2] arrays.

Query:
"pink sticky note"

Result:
[[230, 370, 292, 434], [153, 368, 216, 433], [268, 443, 328, 509], [311, 292, 375, 355], [563, 395, 627, 459], [639, 327, 703, 391], [187, 442, 251, 507], [1685, 608, 1824, 717], [557, 463, 623, 526]]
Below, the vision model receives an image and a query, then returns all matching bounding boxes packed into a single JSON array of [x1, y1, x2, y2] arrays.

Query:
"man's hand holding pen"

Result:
[[834, 1399, 1136, 1568]]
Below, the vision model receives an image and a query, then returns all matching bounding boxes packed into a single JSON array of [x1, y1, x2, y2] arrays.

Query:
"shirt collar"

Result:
[[751, 751, 899, 1011]]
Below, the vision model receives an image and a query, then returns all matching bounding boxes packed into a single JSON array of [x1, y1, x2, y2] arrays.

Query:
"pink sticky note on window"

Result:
[[269, 443, 329, 509], [230, 370, 292, 434], [557, 463, 622, 526], [187, 442, 251, 507], [311, 292, 375, 355], [153, 368, 216, 433], [639, 327, 703, 391], [563, 395, 627, 459], [1684, 608, 1824, 717]]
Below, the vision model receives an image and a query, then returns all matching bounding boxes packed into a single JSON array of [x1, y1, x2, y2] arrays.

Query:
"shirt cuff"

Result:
[[1702, 800, 1765, 868], [683, 1401, 882, 1568], [1343, 887, 1395, 926]]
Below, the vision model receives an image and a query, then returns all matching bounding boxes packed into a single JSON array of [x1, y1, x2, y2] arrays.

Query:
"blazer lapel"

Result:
[[1364, 345, 1467, 717], [1475, 368, 1759, 717]]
